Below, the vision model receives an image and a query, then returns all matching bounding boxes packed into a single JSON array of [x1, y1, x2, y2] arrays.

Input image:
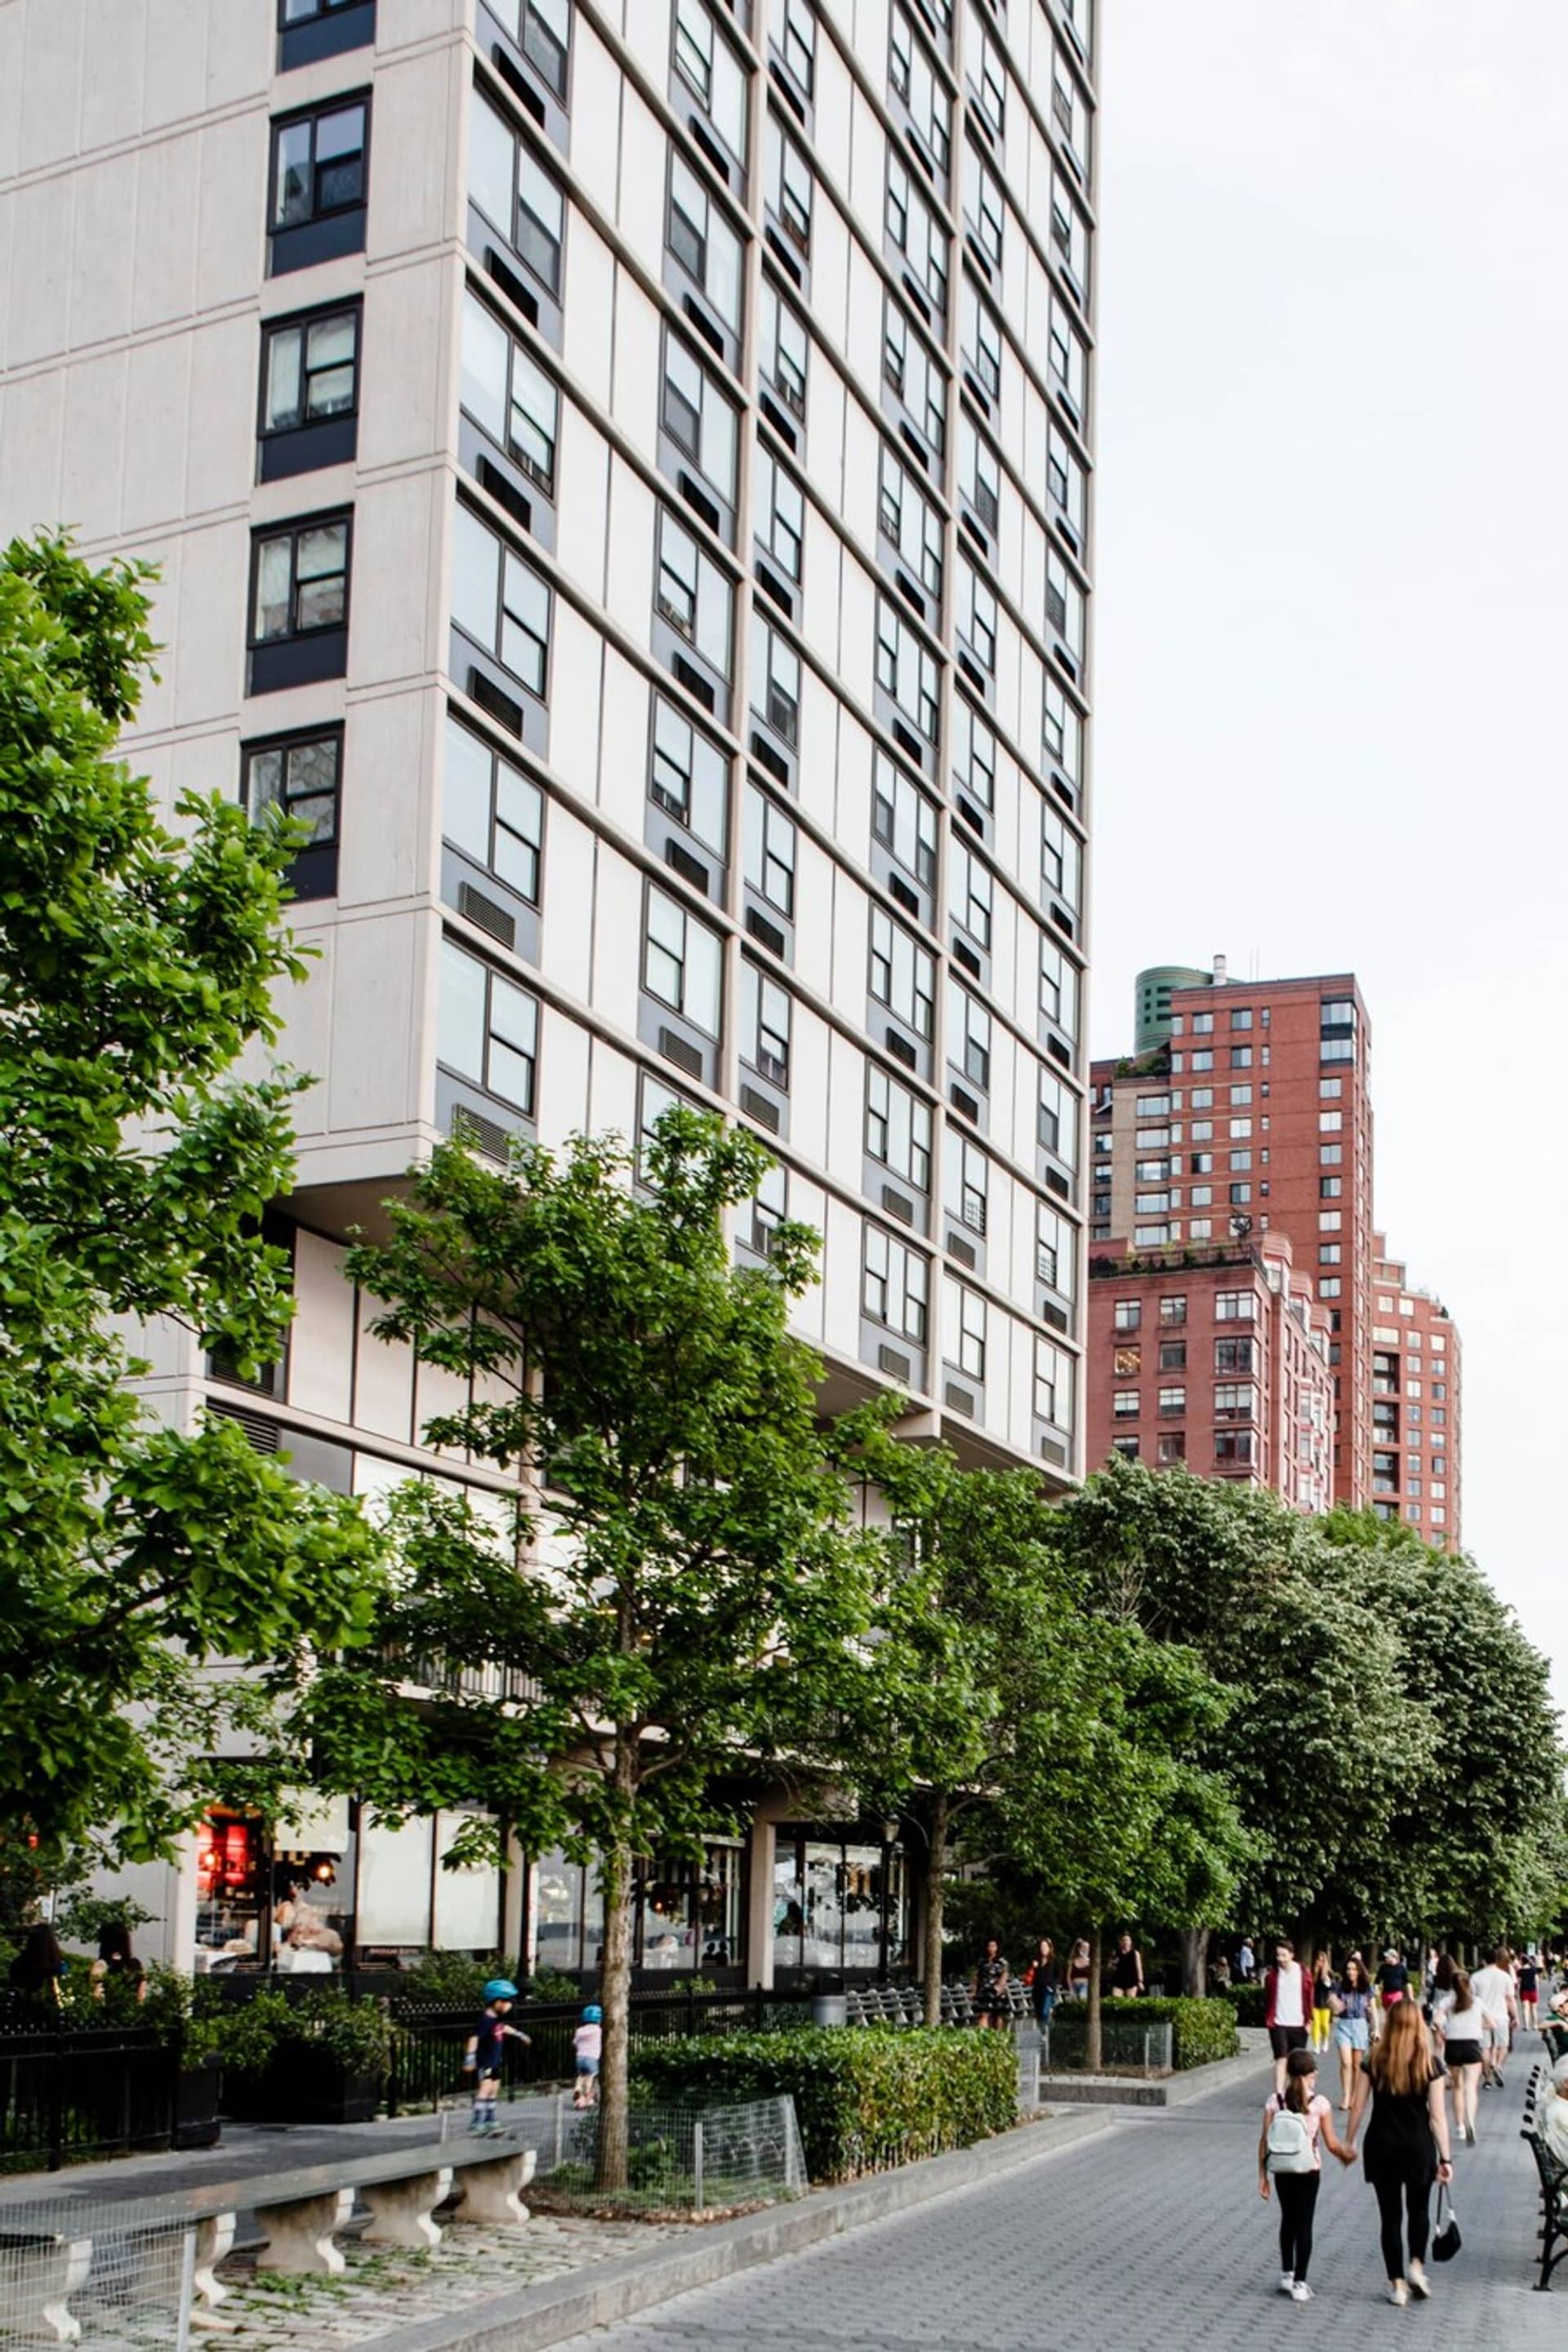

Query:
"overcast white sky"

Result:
[[1089, 0, 1568, 1714]]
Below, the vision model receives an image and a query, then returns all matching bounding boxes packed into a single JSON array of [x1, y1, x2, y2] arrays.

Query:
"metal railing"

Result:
[[0, 2021, 180, 2176], [1040, 2015, 1174, 2075]]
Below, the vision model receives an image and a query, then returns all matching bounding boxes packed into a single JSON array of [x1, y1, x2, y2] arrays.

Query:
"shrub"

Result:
[[190, 1984, 392, 2078], [628, 2026, 1016, 2182], [1045, 1997, 1237, 2070], [1216, 1982, 1267, 2027], [393, 1952, 528, 2010]]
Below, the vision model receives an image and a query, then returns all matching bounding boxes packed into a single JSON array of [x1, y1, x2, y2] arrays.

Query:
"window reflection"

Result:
[[770, 1829, 908, 1976]]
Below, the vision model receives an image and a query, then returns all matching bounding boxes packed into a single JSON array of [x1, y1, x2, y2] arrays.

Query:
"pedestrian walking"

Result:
[[1109, 1931, 1144, 1999], [1027, 1937, 1058, 2033], [462, 1977, 531, 2134], [1345, 1994, 1453, 2305], [1264, 1939, 1312, 2096], [1237, 1937, 1256, 1982], [1518, 1948, 1541, 2032], [973, 1938, 1010, 2028], [1469, 1945, 1517, 2087], [1330, 1955, 1375, 2114], [1066, 1937, 1092, 2001], [572, 2002, 603, 2109], [1257, 2047, 1357, 2303], [1428, 1949, 1457, 2034], [1376, 1946, 1409, 2008], [1309, 1952, 1334, 2053], [1437, 1968, 1486, 2146]]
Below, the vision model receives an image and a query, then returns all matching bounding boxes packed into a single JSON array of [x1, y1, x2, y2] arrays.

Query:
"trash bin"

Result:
[[810, 1993, 849, 2028]]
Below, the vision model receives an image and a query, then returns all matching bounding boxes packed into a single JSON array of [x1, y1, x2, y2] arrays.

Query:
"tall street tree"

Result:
[[302, 1111, 871, 2189], [0, 532, 383, 1875], [825, 1406, 1084, 2026]]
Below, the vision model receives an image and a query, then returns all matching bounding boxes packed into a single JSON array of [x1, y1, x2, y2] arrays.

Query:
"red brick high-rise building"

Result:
[[1368, 1236, 1462, 1548]]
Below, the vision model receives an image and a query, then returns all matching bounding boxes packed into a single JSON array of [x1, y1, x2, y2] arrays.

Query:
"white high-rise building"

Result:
[[0, 0, 1096, 1984]]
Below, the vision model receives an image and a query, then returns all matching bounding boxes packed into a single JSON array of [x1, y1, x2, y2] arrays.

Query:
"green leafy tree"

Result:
[[0, 532, 384, 1871], [992, 1612, 1248, 2068], [826, 1408, 1083, 2025], [1321, 1512, 1568, 1944], [1054, 1458, 1432, 1978], [301, 1111, 871, 2189]]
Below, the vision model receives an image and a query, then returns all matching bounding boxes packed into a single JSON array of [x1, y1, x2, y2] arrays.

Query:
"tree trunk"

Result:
[[1085, 1927, 1103, 2073], [921, 1793, 950, 2028], [1181, 1927, 1209, 1998], [595, 1738, 637, 2194]]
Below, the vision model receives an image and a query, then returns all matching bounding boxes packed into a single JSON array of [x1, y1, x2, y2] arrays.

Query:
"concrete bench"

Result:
[[0, 2136, 537, 2339]]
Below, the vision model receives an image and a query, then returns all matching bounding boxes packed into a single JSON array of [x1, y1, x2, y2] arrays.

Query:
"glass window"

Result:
[[960, 560, 997, 675], [871, 751, 938, 888], [870, 906, 936, 1037], [952, 840, 992, 949], [751, 612, 800, 744], [261, 305, 359, 434], [438, 938, 538, 1111], [889, 3, 950, 173], [673, 0, 747, 160], [356, 1811, 435, 1949], [947, 1129, 988, 1236], [948, 980, 991, 1089], [744, 782, 796, 914], [1045, 546, 1084, 662], [876, 598, 939, 739], [1047, 289, 1087, 415], [755, 446, 805, 580], [1040, 801, 1081, 913], [1039, 1069, 1076, 1169], [443, 713, 543, 900], [657, 507, 733, 677], [652, 695, 728, 853], [251, 514, 350, 641], [1040, 938, 1078, 1040], [1050, 169, 1089, 301], [963, 140, 1004, 267], [862, 1223, 929, 1343], [772, 0, 816, 96], [878, 443, 943, 595], [761, 283, 809, 419], [669, 153, 743, 331], [1052, 38, 1090, 176], [741, 961, 792, 1086], [468, 92, 564, 293], [885, 152, 948, 318], [452, 500, 550, 695], [883, 292, 946, 454], [965, 2, 1005, 135], [1044, 675, 1082, 796], [461, 290, 559, 491], [644, 885, 723, 1035], [767, 115, 813, 254], [953, 1283, 987, 1380], [244, 728, 341, 848], [961, 276, 1002, 400], [952, 694, 995, 810], [515, 0, 571, 98], [272, 99, 367, 229], [662, 330, 738, 504], [960, 412, 1001, 537], [867, 1061, 932, 1190]]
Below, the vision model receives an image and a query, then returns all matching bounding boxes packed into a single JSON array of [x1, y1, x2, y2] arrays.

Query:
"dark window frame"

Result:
[[248, 510, 354, 651], [242, 724, 345, 901], [268, 92, 371, 233]]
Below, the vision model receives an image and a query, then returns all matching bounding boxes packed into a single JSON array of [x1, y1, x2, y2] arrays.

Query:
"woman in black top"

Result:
[[973, 1939, 1009, 2028], [1029, 1938, 1058, 2030], [7, 1925, 66, 2002], [1110, 1932, 1144, 1997], [1346, 1998, 1452, 2306]]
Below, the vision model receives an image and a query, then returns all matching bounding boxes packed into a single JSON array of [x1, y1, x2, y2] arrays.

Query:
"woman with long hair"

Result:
[[1330, 1954, 1375, 2114], [90, 1922, 146, 2003], [1310, 1951, 1335, 2054], [7, 1924, 66, 2002], [1437, 1967, 1485, 2148], [1346, 1996, 1453, 2305]]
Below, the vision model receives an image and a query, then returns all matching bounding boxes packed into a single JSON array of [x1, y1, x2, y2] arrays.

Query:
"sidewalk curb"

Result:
[[1040, 2047, 1272, 2108], [359, 2109, 1113, 2352]]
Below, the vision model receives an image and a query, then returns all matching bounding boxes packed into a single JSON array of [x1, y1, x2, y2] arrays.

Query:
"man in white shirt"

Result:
[[1469, 1946, 1517, 2085], [1266, 1940, 1311, 2096]]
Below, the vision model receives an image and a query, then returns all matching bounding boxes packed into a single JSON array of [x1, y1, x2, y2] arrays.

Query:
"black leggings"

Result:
[[1276, 2172, 1320, 2282], [1373, 2170, 1431, 2280]]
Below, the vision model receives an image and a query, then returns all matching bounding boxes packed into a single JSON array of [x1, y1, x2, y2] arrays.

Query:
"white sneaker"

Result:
[[1279, 2272, 1296, 2295], [1291, 2282, 1313, 2302], [1388, 2279, 1409, 2306], [1407, 2262, 1429, 2300]]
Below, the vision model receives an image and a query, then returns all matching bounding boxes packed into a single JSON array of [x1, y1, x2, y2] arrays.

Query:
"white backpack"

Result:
[[1267, 2101, 1316, 2174]]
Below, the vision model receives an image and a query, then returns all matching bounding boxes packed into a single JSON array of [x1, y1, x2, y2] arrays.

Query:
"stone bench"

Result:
[[0, 2136, 537, 2341]]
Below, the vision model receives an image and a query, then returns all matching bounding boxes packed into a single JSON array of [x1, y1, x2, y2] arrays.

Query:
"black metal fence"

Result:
[[386, 1988, 811, 2116], [0, 2019, 178, 2173]]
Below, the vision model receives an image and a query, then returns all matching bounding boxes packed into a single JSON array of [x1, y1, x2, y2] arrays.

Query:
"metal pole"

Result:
[[554, 2087, 566, 2169], [693, 2118, 704, 2214], [175, 2225, 197, 2352]]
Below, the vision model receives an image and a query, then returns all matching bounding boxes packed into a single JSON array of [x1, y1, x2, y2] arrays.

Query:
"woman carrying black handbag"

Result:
[[1345, 1998, 1454, 2305]]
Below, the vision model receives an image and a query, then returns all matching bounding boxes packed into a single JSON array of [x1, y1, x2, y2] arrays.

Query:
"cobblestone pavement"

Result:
[[563, 2058, 1563, 2352]]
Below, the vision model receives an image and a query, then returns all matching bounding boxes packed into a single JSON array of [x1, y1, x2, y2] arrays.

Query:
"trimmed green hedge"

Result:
[[1215, 1983, 1267, 2027], [1049, 1998, 1238, 2069], [629, 2026, 1017, 2182]]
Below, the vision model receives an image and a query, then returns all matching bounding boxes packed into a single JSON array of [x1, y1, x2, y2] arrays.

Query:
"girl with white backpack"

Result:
[[1258, 2047, 1358, 2301]]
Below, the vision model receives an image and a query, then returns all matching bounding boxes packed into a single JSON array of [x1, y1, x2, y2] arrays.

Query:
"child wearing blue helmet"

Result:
[[573, 2003, 603, 2109], [463, 1978, 530, 2135]]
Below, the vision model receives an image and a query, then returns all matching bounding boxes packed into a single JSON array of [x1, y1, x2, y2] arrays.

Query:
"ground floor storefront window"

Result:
[[771, 1828, 907, 1977], [532, 1841, 746, 1976], [193, 1797, 501, 1971]]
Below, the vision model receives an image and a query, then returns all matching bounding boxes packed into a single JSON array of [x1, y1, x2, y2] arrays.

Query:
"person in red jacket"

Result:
[[1266, 1940, 1312, 2096]]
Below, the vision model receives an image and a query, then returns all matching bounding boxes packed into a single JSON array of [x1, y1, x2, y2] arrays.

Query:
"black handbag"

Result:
[[1432, 2183, 1462, 2262]]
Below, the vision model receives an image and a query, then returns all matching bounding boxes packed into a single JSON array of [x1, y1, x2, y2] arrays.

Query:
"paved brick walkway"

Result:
[[562, 2058, 1561, 2350]]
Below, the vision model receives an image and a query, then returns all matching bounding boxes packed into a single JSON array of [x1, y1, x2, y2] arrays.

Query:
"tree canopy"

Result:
[[0, 533, 382, 1873]]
